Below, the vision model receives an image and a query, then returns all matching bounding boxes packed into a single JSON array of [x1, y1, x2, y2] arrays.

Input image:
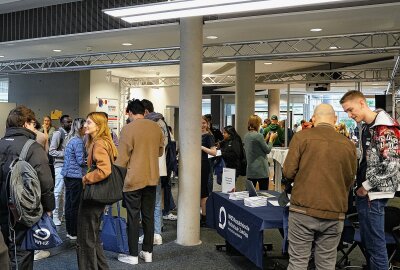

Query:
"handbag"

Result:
[[100, 202, 129, 254], [21, 214, 63, 250], [82, 147, 127, 204]]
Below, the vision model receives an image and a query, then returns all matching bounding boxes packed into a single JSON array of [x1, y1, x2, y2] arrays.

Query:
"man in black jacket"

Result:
[[0, 105, 55, 270]]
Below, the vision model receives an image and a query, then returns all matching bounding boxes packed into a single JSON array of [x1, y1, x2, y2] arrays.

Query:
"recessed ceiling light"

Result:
[[206, 36, 218, 40], [0, 55, 4, 58], [310, 28, 322, 32], [329, 46, 339, 49], [264, 62, 273, 65], [53, 49, 62, 52], [122, 43, 133, 46]]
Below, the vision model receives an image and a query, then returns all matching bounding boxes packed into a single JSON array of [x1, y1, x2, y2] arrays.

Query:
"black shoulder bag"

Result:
[[83, 144, 127, 205]]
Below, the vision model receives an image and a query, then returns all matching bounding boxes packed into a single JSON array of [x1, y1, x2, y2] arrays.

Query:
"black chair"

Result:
[[336, 206, 400, 269], [392, 225, 400, 269]]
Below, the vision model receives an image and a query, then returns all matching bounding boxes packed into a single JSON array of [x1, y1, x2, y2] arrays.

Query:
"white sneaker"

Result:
[[53, 217, 61, 226], [163, 213, 177, 221], [139, 234, 162, 245], [153, 234, 162, 245], [117, 254, 138, 265], [139, 251, 152, 263], [34, 250, 50, 261], [66, 234, 77, 240]]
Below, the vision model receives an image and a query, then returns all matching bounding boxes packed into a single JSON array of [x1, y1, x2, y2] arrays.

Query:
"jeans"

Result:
[[124, 186, 156, 256], [154, 182, 163, 234], [53, 167, 65, 219], [356, 196, 388, 270], [287, 211, 343, 270], [76, 198, 108, 270], [64, 177, 83, 236]]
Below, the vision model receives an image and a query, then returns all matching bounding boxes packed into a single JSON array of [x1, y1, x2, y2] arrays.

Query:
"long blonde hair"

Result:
[[86, 112, 118, 160]]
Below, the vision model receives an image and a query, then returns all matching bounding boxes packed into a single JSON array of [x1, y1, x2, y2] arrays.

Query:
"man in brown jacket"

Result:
[[283, 104, 357, 270], [115, 99, 164, 265]]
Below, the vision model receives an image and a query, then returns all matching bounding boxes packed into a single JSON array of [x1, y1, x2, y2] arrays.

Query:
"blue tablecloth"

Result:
[[206, 192, 284, 269]]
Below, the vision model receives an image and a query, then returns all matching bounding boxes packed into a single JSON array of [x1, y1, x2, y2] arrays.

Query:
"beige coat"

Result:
[[115, 118, 164, 192], [83, 139, 112, 184]]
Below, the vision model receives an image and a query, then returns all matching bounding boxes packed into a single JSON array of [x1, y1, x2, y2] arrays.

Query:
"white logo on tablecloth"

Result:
[[219, 207, 226, 229]]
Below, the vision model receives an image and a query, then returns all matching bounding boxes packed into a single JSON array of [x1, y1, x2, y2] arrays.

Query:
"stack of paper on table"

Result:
[[228, 191, 249, 200], [244, 197, 268, 207]]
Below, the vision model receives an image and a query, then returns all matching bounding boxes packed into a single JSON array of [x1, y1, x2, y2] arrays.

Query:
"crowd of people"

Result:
[[0, 90, 398, 270]]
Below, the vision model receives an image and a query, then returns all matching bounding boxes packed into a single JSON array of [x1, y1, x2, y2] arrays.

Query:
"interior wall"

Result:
[[0, 103, 16, 137], [129, 86, 180, 121], [8, 72, 81, 123], [90, 70, 119, 113]]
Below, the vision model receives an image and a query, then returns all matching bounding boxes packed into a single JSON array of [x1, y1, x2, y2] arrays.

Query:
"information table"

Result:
[[206, 192, 284, 269]]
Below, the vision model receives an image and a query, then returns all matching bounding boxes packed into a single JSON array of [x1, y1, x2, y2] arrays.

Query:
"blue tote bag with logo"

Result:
[[101, 202, 129, 254], [21, 214, 63, 250]]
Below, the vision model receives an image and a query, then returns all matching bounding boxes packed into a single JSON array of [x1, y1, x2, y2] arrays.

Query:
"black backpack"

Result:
[[162, 120, 178, 174]]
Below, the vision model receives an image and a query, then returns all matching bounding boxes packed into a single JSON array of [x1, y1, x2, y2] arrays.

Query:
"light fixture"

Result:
[[53, 49, 62, 52], [329, 46, 339, 49], [264, 62, 273, 65], [310, 28, 322, 32], [104, 0, 347, 24], [0, 55, 4, 58], [122, 43, 133, 46], [206, 35, 218, 40]]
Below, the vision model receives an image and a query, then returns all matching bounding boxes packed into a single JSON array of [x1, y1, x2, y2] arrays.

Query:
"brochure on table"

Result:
[[222, 168, 235, 193]]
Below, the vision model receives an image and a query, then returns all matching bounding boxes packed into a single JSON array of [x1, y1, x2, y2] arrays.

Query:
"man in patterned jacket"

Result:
[[341, 90, 400, 269]]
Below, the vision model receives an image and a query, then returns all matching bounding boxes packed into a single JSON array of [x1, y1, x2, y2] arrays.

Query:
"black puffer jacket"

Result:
[[0, 127, 55, 226]]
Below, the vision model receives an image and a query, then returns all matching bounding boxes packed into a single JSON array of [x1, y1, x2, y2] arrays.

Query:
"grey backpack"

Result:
[[8, 139, 43, 227]]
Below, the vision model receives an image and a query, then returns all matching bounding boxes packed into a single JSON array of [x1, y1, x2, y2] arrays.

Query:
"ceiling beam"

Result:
[[1, 30, 400, 74], [121, 68, 395, 87]]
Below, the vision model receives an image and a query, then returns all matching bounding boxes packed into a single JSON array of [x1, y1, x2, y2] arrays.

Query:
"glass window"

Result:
[[0, 78, 8, 102]]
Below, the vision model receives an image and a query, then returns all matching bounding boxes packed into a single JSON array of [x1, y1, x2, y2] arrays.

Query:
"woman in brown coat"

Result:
[[76, 112, 117, 270]]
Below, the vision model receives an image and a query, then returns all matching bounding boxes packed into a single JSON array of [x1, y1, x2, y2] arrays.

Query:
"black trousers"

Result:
[[248, 177, 269, 191], [64, 177, 82, 236], [0, 222, 33, 270], [0, 227, 8, 270], [161, 175, 176, 215], [124, 186, 156, 256], [76, 198, 108, 270]]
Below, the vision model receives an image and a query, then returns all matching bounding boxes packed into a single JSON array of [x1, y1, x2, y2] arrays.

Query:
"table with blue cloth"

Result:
[[206, 191, 284, 269]]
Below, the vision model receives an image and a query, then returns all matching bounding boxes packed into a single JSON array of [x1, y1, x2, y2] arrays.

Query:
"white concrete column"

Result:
[[176, 17, 203, 246], [235, 61, 255, 138], [268, 89, 280, 119]]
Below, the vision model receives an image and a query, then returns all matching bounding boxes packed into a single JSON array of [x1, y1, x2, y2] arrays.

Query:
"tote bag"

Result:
[[21, 214, 63, 250], [100, 202, 129, 254], [83, 147, 127, 205]]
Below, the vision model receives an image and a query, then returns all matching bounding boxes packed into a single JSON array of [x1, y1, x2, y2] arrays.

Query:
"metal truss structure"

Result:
[[120, 68, 395, 87], [2, 30, 400, 74]]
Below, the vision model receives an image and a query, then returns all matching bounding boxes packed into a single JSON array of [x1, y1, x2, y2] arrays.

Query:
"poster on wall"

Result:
[[96, 98, 119, 132]]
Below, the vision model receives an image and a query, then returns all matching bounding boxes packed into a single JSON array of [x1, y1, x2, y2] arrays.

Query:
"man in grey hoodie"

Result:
[[140, 99, 168, 246], [341, 90, 400, 270], [49, 114, 72, 226]]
